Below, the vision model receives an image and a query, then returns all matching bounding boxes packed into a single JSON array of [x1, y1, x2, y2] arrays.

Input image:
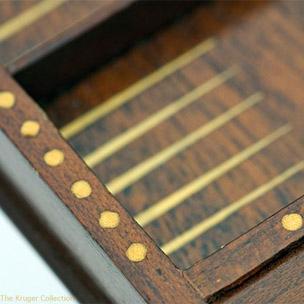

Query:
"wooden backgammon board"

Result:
[[1, 1, 304, 303]]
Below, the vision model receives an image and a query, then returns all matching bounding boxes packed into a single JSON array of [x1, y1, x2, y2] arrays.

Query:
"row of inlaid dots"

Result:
[[70, 180, 148, 262], [0, 91, 147, 263]]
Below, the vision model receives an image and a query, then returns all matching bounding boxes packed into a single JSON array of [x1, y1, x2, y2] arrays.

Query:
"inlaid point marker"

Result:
[[126, 243, 147, 262], [20, 120, 40, 137], [281, 213, 303, 231], [99, 211, 120, 229], [71, 180, 92, 199], [0, 91, 15, 109], [44, 149, 64, 167]]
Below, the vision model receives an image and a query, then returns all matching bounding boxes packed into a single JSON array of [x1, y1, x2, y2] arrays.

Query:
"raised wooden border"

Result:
[[186, 195, 304, 302], [0, 66, 202, 303], [4, 1, 134, 74], [1, 3, 304, 298], [1, 58, 304, 302], [12, 1, 199, 100], [0, 174, 112, 303]]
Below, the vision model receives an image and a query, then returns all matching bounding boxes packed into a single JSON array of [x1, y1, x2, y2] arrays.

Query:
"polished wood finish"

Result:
[[186, 194, 304, 302], [1, 1, 304, 303], [6, 0, 199, 99], [216, 242, 304, 304], [43, 0, 304, 270], [0, 66, 202, 304]]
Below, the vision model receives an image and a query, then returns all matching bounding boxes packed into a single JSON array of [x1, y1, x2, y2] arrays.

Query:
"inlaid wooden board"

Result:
[[0, 0, 132, 72], [37, 0, 304, 270]]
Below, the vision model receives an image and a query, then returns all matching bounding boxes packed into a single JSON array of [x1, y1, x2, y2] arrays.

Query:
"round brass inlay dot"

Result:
[[71, 180, 92, 199], [20, 120, 40, 137], [126, 243, 147, 262], [99, 211, 120, 229], [281, 213, 303, 231], [0, 92, 15, 109], [44, 149, 64, 167]]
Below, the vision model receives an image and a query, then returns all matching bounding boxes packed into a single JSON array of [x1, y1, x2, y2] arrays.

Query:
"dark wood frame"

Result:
[[1, 59, 304, 304], [0, 66, 201, 303], [1, 2, 304, 303]]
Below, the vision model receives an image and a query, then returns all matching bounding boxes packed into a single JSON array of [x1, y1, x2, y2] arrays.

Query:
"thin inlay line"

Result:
[[107, 92, 264, 194], [84, 67, 237, 167], [60, 38, 216, 139], [135, 124, 291, 227], [0, 0, 66, 42], [162, 161, 304, 255]]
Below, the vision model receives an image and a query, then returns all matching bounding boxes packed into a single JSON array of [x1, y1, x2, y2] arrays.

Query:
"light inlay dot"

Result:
[[99, 211, 120, 229], [281, 213, 303, 231], [126, 243, 147, 262], [0, 91, 15, 109], [20, 120, 40, 137], [44, 149, 64, 167], [71, 180, 92, 199]]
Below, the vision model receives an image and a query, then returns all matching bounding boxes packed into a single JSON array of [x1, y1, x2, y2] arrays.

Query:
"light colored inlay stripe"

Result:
[[135, 125, 291, 227], [0, 0, 66, 42], [107, 92, 264, 194], [61, 38, 216, 139], [84, 67, 237, 167], [162, 161, 304, 255]]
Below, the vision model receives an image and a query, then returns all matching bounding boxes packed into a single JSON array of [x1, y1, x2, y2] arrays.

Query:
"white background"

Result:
[[0, 208, 78, 304]]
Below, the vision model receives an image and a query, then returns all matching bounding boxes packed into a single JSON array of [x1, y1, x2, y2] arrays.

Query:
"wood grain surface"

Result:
[[40, 0, 304, 270], [215, 238, 304, 304], [2, 1, 304, 303], [186, 194, 304, 302], [0, 67, 203, 304], [35, 0, 304, 271]]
